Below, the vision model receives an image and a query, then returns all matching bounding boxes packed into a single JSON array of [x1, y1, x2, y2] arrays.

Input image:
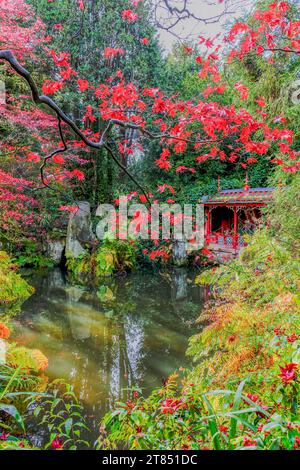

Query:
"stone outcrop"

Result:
[[172, 239, 188, 267], [46, 238, 65, 265], [65, 201, 95, 259]]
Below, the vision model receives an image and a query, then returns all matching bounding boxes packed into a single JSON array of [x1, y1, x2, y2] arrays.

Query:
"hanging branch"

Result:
[[0, 49, 219, 195]]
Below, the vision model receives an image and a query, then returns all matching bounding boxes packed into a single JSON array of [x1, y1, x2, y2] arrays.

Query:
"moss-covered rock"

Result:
[[66, 239, 136, 283]]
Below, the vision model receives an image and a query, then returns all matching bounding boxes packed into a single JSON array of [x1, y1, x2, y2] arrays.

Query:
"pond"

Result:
[[12, 268, 206, 433]]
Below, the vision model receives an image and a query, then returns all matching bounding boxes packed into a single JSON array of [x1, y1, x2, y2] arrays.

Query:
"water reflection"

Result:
[[13, 269, 205, 421]]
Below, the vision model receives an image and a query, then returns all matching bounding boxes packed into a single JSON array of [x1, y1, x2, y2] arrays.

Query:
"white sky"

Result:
[[154, 0, 257, 52]]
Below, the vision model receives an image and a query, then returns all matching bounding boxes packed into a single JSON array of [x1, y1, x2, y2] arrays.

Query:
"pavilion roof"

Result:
[[202, 187, 276, 205]]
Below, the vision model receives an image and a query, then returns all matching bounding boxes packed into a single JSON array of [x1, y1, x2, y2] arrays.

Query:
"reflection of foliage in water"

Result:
[[12, 268, 204, 436]]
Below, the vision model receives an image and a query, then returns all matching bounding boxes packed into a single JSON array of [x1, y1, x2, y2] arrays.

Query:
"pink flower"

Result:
[[279, 363, 298, 383], [51, 436, 63, 449]]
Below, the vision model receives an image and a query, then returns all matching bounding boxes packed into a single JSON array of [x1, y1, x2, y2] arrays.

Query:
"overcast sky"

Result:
[[154, 0, 257, 52]]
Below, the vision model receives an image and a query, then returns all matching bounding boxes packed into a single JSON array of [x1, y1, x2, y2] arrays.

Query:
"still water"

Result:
[[13, 269, 206, 423]]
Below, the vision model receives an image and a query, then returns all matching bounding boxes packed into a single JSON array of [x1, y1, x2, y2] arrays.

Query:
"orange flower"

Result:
[[0, 323, 10, 340]]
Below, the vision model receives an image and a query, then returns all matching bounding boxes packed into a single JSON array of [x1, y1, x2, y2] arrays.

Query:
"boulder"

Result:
[[66, 201, 95, 259], [46, 238, 65, 265]]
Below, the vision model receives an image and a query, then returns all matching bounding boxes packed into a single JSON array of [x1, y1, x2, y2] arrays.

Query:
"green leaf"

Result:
[[0, 403, 25, 431], [229, 379, 247, 440]]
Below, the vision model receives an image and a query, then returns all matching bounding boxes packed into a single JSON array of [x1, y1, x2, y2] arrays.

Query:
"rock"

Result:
[[172, 239, 188, 266], [171, 268, 188, 300], [66, 201, 95, 259], [46, 239, 65, 265]]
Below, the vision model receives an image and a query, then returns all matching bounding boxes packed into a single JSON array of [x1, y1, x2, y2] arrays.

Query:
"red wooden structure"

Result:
[[203, 186, 275, 254]]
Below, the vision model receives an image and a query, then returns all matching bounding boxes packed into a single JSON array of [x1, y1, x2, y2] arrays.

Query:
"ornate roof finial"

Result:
[[244, 172, 250, 191]]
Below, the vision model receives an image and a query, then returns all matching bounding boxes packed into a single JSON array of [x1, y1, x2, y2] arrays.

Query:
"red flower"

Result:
[[201, 248, 212, 256], [228, 335, 237, 343], [141, 37, 149, 45], [157, 184, 175, 194], [182, 444, 190, 450], [77, 79, 89, 92], [122, 10, 138, 22], [51, 436, 63, 449], [243, 436, 257, 447], [52, 155, 65, 165], [161, 398, 185, 414], [155, 158, 171, 171], [274, 326, 285, 336], [70, 169, 85, 181], [279, 363, 298, 383], [77, 0, 85, 11], [104, 47, 124, 59], [176, 166, 196, 174], [59, 205, 78, 214], [294, 436, 300, 449], [42, 80, 63, 95], [219, 425, 228, 434], [287, 333, 298, 343]]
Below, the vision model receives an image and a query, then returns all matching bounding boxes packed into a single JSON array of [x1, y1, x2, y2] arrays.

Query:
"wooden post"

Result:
[[233, 206, 238, 251], [205, 208, 211, 241], [207, 209, 212, 236]]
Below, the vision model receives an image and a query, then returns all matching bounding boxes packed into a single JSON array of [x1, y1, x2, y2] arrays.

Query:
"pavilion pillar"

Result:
[[205, 208, 212, 239], [233, 206, 238, 251], [208, 209, 212, 235]]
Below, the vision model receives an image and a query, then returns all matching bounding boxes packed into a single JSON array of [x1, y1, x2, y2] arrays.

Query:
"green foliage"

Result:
[[99, 369, 300, 450], [0, 363, 51, 449], [0, 251, 34, 316], [31, 380, 91, 450], [101, 173, 300, 450], [96, 238, 136, 276], [67, 238, 136, 281]]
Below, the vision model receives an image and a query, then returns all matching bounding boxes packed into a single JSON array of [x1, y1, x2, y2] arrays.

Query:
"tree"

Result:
[[0, 0, 299, 261]]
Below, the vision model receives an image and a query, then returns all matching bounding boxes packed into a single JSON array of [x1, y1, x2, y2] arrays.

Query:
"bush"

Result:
[[99, 175, 300, 450], [0, 251, 34, 317]]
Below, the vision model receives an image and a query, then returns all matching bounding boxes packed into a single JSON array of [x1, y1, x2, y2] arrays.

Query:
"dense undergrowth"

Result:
[[66, 238, 136, 282], [0, 176, 299, 450], [99, 175, 300, 450]]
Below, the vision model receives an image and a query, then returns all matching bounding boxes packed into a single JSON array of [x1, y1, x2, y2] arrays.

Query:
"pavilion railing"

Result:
[[205, 232, 246, 249]]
